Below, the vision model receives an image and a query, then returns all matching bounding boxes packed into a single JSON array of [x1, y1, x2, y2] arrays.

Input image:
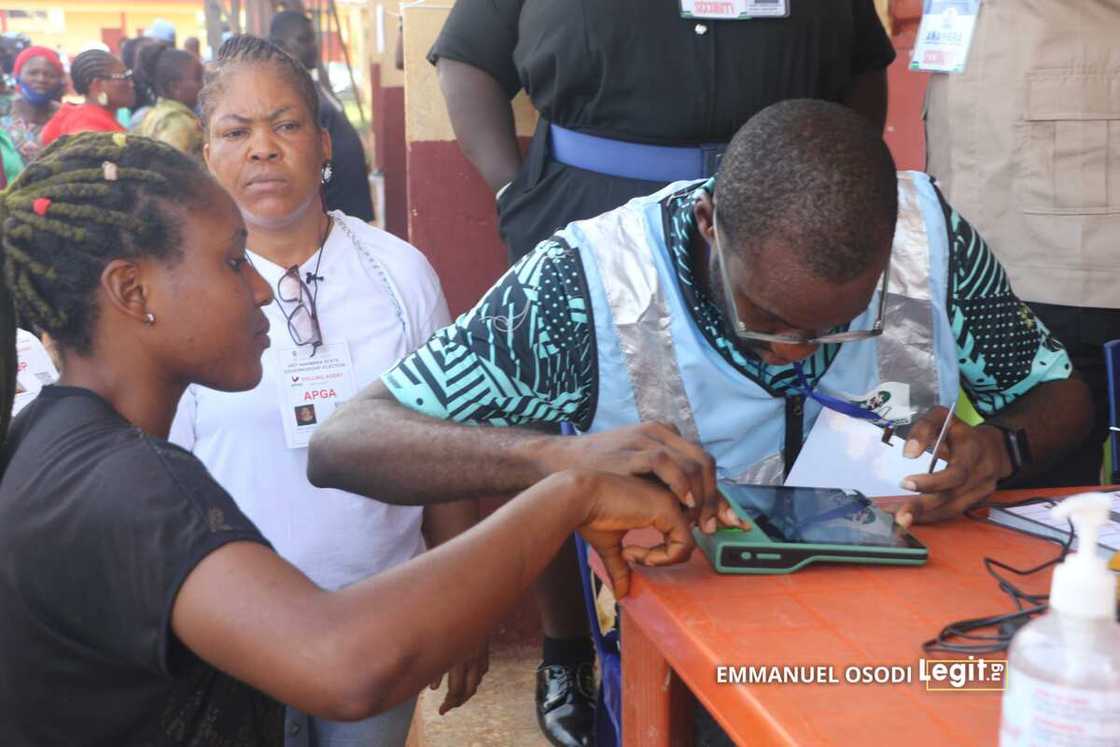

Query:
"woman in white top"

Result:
[[171, 36, 485, 747]]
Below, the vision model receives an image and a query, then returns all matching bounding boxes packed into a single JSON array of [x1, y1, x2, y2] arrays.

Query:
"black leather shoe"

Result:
[[535, 662, 596, 747]]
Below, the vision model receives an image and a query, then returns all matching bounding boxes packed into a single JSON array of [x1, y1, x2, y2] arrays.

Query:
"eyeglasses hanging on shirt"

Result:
[[277, 268, 323, 354], [276, 217, 332, 356]]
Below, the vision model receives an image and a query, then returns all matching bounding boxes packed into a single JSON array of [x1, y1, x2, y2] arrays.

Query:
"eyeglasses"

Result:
[[714, 231, 889, 346], [277, 266, 322, 353]]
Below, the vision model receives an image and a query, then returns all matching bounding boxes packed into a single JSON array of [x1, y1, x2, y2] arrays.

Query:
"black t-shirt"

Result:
[[429, 0, 896, 144], [0, 386, 284, 746], [319, 88, 374, 222]]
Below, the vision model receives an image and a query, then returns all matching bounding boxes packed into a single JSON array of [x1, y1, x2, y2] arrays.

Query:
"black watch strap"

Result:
[[984, 423, 1032, 479]]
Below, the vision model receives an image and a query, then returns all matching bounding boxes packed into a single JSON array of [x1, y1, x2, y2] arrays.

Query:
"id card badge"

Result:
[[680, 0, 788, 20], [273, 342, 357, 449], [850, 382, 913, 426], [910, 0, 981, 73], [13, 329, 59, 416]]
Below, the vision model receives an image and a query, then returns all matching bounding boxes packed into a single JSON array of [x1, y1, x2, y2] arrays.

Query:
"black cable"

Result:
[[921, 496, 1073, 655]]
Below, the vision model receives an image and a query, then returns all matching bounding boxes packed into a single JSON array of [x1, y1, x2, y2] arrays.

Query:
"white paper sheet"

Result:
[[989, 494, 1120, 552], [784, 408, 939, 497]]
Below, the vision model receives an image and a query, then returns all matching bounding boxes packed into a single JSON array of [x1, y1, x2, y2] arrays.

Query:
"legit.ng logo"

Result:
[[919, 657, 1006, 691]]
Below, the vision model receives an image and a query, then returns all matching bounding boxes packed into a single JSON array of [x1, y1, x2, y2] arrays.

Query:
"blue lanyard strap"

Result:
[[793, 363, 889, 426]]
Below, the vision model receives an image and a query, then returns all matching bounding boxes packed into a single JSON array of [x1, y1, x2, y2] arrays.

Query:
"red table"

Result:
[[617, 487, 1098, 746]]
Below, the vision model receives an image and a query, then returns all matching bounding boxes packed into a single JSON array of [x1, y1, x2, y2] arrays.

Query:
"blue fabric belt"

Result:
[[549, 124, 727, 182]]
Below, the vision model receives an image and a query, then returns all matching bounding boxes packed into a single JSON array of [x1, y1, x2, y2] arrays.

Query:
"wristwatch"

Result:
[[982, 423, 1033, 480]]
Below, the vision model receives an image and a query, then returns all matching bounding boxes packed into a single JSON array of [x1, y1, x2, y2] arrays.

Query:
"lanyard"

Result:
[[793, 362, 890, 427]]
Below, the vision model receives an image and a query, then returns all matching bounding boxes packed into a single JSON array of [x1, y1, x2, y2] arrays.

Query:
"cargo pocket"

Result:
[[1015, 71, 1120, 216]]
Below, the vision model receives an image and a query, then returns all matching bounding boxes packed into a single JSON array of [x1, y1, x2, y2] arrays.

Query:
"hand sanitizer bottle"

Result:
[[999, 493, 1120, 745]]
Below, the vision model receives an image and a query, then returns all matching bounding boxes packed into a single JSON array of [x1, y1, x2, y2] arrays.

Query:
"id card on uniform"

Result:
[[13, 329, 59, 416], [273, 342, 357, 449], [910, 0, 981, 74], [850, 381, 913, 426], [680, 0, 788, 20]]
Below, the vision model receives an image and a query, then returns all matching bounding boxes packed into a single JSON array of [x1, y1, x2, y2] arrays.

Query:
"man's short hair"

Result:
[[714, 99, 898, 283]]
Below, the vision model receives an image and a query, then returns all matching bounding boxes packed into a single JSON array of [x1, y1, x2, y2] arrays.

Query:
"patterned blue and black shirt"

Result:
[[383, 182, 1073, 431]]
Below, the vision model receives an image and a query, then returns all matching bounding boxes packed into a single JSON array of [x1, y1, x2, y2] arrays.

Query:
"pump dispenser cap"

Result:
[[1049, 493, 1117, 619]]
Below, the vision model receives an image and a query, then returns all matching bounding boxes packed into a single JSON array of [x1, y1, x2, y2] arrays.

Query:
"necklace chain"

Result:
[[329, 211, 407, 336], [305, 214, 332, 317], [272, 212, 408, 345]]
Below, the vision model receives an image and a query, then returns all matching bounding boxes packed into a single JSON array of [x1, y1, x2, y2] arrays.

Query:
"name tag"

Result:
[[273, 341, 357, 449], [680, 0, 788, 20], [850, 382, 913, 425], [910, 0, 981, 74], [13, 329, 58, 416]]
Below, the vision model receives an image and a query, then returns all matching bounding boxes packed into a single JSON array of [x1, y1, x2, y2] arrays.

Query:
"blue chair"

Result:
[[574, 534, 622, 746], [562, 422, 623, 747], [1104, 340, 1120, 485]]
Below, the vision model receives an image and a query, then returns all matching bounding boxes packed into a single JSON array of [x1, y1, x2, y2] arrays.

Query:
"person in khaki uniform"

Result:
[[925, 0, 1120, 486]]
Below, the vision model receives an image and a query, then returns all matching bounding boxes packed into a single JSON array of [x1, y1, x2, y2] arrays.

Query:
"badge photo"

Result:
[[294, 404, 318, 427]]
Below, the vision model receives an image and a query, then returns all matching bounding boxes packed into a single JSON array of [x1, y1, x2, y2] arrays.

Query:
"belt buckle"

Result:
[[701, 144, 726, 178]]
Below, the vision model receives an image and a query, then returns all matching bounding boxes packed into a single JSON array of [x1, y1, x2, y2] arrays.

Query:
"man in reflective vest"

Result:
[[309, 99, 1092, 746]]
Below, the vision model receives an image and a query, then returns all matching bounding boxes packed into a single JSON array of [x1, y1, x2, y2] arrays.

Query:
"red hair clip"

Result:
[[32, 198, 51, 216]]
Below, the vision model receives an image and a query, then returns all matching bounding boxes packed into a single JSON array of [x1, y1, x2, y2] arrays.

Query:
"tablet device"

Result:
[[695, 482, 928, 574]]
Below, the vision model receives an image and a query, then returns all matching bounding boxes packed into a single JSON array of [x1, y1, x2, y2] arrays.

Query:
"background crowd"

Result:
[[0, 19, 372, 220]]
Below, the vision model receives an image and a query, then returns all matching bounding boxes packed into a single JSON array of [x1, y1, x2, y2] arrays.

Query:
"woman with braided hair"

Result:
[[135, 44, 203, 158], [0, 134, 694, 745], [39, 49, 133, 147]]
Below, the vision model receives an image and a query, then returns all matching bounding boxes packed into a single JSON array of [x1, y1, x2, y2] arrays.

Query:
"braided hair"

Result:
[[137, 44, 196, 100], [0, 132, 215, 355], [69, 50, 121, 96], [199, 34, 320, 131]]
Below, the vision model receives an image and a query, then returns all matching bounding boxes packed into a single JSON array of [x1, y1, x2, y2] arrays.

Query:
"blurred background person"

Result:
[[1, 46, 63, 164], [121, 35, 160, 127], [0, 32, 30, 85], [135, 44, 203, 158], [271, 10, 375, 223], [925, 0, 1120, 488], [0, 129, 21, 188], [128, 19, 176, 130], [0, 71, 9, 115], [184, 36, 202, 59], [144, 19, 177, 49], [40, 50, 133, 146]]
